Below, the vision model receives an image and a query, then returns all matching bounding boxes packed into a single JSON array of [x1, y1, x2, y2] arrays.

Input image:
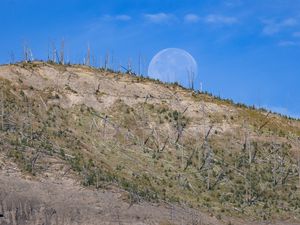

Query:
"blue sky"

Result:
[[1, 0, 300, 118]]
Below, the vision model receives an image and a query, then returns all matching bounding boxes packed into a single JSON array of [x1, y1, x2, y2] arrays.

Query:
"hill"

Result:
[[0, 61, 299, 225]]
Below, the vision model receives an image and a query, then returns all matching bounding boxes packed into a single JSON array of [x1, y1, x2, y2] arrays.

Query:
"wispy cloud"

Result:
[[278, 40, 300, 47], [224, 0, 242, 7], [184, 14, 200, 23], [293, 31, 300, 37], [143, 13, 175, 23], [204, 14, 238, 25], [102, 14, 132, 22], [115, 15, 131, 21], [262, 18, 298, 35]]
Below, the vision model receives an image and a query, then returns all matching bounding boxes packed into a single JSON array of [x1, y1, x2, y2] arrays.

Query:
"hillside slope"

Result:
[[0, 61, 299, 225]]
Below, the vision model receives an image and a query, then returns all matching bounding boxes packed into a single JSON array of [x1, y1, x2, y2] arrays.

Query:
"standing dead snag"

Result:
[[102, 115, 109, 139], [127, 58, 132, 74], [52, 42, 57, 63], [298, 153, 300, 188], [95, 83, 101, 94], [175, 106, 189, 144], [0, 89, 4, 131], [60, 38, 65, 65], [258, 111, 271, 132], [184, 125, 213, 171], [187, 68, 195, 90], [205, 143, 213, 190], [27, 99, 33, 142], [104, 51, 109, 71], [138, 53, 141, 76], [23, 42, 28, 62], [89, 117, 99, 133], [86, 44, 91, 66], [30, 152, 40, 174], [10, 51, 15, 64], [270, 142, 282, 187], [160, 136, 169, 152]]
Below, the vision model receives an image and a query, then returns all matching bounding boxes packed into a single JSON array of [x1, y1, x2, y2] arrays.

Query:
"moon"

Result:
[[148, 48, 198, 88]]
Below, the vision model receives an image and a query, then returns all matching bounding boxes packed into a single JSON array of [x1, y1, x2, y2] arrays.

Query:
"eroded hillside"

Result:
[[0, 61, 299, 225]]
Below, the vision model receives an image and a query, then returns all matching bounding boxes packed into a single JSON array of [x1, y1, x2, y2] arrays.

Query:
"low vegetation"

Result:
[[0, 62, 299, 222]]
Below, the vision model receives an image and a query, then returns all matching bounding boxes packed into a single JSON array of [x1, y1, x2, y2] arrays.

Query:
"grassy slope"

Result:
[[0, 61, 299, 223]]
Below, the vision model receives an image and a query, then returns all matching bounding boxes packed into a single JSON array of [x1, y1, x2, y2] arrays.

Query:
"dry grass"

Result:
[[0, 61, 299, 224]]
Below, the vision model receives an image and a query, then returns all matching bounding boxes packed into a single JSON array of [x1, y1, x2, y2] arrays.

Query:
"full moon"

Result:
[[148, 48, 198, 88]]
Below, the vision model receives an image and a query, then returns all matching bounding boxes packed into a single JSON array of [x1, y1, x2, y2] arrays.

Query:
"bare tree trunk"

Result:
[[298, 155, 300, 188], [47, 40, 50, 61], [31, 152, 40, 173], [138, 53, 141, 76], [92, 55, 95, 67], [272, 155, 278, 187], [98, 56, 102, 69], [27, 48, 33, 62], [23, 42, 28, 63], [207, 167, 211, 190], [28, 100, 33, 142], [187, 68, 195, 90], [127, 58, 132, 74], [248, 139, 252, 165], [86, 44, 90, 66], [60, 38, 65, 65], [10, 51, 15, 64], [52, 42, 57, 63], [1, 90, 4, 131], [205, 144, 212, 190], [104, 52, 109, 71], [111, 51, 114, 71], [102, 115, 108, 139]]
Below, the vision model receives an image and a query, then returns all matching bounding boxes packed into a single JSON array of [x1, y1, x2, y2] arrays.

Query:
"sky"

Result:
[[0, 0, 300, 118]]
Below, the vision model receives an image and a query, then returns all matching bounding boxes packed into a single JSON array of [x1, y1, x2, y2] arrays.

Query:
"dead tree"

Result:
[[104, 51, 109, 71], [29, 48, 34, 61], [187, 68, 195, 90], [242, 120, 259, 165], [269, 143, 292, 187], [121, 65, 133, 75], [10, 51, 15, 64], [102, 115, 108, 139], [22, 42, 33, 62], [246, 133, 252, 164], [272, 158, 278, 187], [27, 99, 33, 142], [258, 112, 271, 132], [298, 153, 300, 188], [184, 125, 213, 171], [92, 55, 96, 67], [86, 44, 91, 66], [127, 58, 132, 74], [175, 106, 189, 144], [47, 40, 50, 61], [242, 121, 257, 202], [52, 42, 57, 63], [205, 144, 213, 190], [30, 151, 40, 173], [111, 51, 114, 71], [95, 83, 101, 94], [210, 169, 225, 190], [23, 42, 28, 62], [138, 53, 142, 76], [0, 89, 4, 131], [160, 136, 169, 152], [60, 39, 65, 65]]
